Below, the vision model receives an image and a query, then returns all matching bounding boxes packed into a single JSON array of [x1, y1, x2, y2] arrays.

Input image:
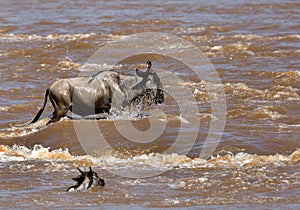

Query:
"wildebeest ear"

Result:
[[136, 68, 147, 78]]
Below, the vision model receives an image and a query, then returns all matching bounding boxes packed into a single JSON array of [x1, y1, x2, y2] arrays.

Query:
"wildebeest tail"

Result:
[[29, 88, 50, 124]]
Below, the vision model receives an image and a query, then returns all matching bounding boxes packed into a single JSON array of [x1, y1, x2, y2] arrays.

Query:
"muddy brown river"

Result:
[[0, 0, 299, 209]]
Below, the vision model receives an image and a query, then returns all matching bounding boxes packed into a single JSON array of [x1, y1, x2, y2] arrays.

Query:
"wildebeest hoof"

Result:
[[67, 167, 105, 192]]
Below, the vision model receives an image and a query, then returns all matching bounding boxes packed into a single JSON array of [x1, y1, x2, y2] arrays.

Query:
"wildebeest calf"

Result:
[[67, 167, 105, 192], [29, 60, 164, 125]]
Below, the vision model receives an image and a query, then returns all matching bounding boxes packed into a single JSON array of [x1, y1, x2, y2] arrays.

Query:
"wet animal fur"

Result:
[[67, 167, 105, 192], [29, 60, 164, 125]]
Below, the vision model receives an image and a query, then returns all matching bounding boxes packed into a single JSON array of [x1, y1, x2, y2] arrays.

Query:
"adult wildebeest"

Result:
[[29, 60, 164, 125], [67, 167, 105, 192]]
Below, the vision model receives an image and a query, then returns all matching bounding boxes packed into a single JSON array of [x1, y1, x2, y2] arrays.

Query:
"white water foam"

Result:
[[0, 144, 299, 170]]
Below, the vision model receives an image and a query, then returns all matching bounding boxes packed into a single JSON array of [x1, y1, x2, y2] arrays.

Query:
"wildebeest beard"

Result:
[[128, 88, 164, 110]]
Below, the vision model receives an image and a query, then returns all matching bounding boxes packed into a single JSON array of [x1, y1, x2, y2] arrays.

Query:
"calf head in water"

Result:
[[67, 167, 105, 192]]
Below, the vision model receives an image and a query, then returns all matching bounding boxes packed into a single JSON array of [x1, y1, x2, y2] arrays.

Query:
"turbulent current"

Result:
[[0, 0, 299, 209]]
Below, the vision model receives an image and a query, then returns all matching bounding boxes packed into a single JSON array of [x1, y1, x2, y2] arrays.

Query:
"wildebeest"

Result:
[[29, 60, 164, 125], [67, 167, 105, 192]]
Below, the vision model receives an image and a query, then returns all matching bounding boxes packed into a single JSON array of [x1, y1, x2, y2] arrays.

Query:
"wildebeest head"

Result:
[[67, 167, 105, 192], [132, 60, 164, 105]]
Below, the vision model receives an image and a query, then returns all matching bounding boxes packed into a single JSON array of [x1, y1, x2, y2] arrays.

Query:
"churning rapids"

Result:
[[0, 0, 299, 209]]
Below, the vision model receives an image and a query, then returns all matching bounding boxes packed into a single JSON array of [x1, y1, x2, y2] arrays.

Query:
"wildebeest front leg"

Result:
[[111, 86, 127, 110]]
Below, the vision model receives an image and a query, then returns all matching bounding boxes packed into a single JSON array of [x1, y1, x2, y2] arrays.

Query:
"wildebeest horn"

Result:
[[77, 167, 84, 175], [146, 60, 152, 71], [136, 68, 147, 78], [146, 60, 154, 74], [136, 60, 153, 78], [89, 166, 93, 173]]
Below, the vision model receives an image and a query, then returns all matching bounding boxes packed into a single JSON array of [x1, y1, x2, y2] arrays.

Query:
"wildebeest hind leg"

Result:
[[48, 109, 68, 124], [47, 92, 70, 124]]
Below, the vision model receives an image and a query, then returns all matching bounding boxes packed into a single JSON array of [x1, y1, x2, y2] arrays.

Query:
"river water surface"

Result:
[[0, 0, 299, 209]]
